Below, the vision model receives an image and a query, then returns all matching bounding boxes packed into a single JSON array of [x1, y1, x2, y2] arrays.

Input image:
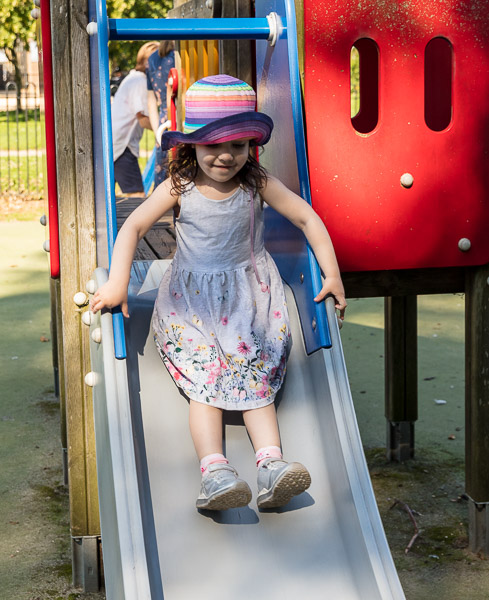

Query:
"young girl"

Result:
[[91, 74, 347, 511]]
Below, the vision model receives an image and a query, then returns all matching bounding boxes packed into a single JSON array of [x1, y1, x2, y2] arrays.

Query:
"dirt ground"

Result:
[[0, 219, 105, 600], [345, 295, 489, 598], [1, 213, 489, 599]]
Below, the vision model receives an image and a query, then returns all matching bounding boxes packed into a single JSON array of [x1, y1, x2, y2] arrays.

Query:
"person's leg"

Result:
[[189, 400, 224, 460], [190, 400, 252, 510], [242, 403, 281, 452], [114, 148, 145, 197], [244, 402, 311, 509]]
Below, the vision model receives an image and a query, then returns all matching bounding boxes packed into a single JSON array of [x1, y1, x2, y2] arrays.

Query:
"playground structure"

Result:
[[35, 0, 489, 596]]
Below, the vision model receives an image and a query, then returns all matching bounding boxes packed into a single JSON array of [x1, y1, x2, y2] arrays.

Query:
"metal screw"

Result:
[[91, 328, 102, 344], [73, 291, 88, 307], [300, 273, 304, 283], [458, 238, 471, 252], [400, 173, 414, 188], [312, 317, 317, 331]]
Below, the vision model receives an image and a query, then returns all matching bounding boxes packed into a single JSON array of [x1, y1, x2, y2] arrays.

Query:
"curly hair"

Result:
[[167, 144, 268, 198]]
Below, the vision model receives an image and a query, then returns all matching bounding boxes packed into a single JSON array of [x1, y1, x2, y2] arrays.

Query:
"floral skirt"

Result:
[[152, 254, 291, 411]]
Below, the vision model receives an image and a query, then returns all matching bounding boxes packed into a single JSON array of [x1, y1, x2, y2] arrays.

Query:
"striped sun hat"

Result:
[[160, 74, 273, 150]]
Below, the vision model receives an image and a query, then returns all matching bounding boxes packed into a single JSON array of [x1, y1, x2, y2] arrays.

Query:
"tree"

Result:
[[0, 1, 36, 110], [107, 0, 173, 76]]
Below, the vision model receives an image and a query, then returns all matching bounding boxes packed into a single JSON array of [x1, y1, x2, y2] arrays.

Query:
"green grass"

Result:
[[0, 110, 45, 152], [0, 153, 45, 197]]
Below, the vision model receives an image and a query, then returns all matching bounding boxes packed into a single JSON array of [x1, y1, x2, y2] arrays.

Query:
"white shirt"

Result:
[[111, 70, 148, 161]]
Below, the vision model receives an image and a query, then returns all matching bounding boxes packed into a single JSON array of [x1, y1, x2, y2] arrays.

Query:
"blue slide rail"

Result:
[[88, 0, 330, 358]]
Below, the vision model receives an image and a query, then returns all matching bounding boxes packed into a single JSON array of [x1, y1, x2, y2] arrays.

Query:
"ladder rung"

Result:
[[108, 17, 278, 41]]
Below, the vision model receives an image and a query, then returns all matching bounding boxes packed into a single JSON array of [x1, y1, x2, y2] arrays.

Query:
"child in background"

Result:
[[91, 75, 347, 511], [146, 40, 175, 187]]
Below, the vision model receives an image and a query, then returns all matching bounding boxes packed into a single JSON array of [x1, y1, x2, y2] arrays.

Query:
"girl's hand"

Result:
[[90, 281, 129, 318], [314, 276, 347, 320]]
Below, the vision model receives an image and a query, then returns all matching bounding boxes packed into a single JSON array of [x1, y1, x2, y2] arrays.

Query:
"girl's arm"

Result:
[[90, 179, 177, 317], [261, 175, 347, 319]]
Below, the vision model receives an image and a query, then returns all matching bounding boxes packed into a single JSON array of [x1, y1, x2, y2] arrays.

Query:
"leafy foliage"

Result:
[[0, 0, 36, 98], [107, 0, 172, 75], [0, 1, 35, 51]]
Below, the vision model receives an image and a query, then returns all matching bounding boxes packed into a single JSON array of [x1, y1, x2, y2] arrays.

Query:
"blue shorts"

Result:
[[114, 147, 144, 194]]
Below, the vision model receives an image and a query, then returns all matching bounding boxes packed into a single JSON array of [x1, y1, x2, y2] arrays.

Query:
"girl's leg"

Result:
[[190, 400, 252, 510], [244, 403, 311, 509], [242, 403, 281, 451], [189, 400, 224, 460]]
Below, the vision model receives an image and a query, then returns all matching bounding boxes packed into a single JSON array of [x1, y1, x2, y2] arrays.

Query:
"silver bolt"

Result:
[[86, 279, 97, 294], [73, 291, 88, 307], [400, 173, 414, 188], [81, 310, 94, 326], [458, 238, 471, 252], [312, 318, 317, 331], [300, 273, 304, 283], [91, 328, 102, 344], [84, 372, 99, 387]]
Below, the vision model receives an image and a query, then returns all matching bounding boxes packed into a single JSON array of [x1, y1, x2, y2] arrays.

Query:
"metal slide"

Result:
[[88, 260, 405, 600]]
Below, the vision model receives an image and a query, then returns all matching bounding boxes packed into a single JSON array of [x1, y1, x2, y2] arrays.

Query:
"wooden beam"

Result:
[[343, 267, 465, 298], [465, 264, 489, 554], [50, 0, 99, 546]]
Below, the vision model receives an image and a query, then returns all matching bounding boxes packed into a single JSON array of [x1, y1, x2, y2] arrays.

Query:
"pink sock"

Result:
[[200, 453, 228, 476], [255, 446, 282, 468]]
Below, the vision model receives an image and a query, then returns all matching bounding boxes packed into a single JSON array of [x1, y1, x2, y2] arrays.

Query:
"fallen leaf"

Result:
[[40, 336, 50, 342], [448, 434, 456, 440]]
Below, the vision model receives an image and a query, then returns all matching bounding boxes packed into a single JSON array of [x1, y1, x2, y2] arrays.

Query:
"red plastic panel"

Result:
[[304, 0, 489, 272], [40, 0, 60, 278]]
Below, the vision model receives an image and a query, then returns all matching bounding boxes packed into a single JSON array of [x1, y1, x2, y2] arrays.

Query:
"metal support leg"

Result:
[[468, 502, 489, 555], [72, 535, 103, 592], [384, 296, 418, 462]]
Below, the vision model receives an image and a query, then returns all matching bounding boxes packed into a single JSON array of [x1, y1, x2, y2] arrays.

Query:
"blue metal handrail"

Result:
[[109, 18, 275, 41], [284, 0, 331, 350], [94, 0, 126, 359]]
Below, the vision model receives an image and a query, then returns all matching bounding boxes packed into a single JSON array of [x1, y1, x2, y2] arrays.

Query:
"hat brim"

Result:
[[160, 112, 273, 151]]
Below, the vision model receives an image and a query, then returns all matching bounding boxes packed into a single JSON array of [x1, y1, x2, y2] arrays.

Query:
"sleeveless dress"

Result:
[[152, 184, 291, 410]]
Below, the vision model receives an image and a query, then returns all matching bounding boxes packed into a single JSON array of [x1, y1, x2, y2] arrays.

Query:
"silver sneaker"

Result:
[[196, 463, 252, 510], [257, 459, 311, 509]]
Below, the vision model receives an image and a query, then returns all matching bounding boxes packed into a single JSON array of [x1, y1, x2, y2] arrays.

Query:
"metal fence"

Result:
[[0, 82, 44, 199]]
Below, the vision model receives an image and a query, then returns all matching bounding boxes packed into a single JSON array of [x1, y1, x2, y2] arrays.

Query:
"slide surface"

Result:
[[89, 260, 405, 600]]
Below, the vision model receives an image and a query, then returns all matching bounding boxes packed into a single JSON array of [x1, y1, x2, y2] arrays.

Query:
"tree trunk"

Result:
[[5, 45, 24, 113]]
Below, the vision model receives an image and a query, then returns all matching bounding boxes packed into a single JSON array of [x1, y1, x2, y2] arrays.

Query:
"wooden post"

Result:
[[384, 296, 418, 462], [50, 0, 100, 589], [466, 264, 489, 555]]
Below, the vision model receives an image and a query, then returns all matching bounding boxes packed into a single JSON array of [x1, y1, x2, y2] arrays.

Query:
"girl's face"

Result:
[[194, 139, 250, 186]]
